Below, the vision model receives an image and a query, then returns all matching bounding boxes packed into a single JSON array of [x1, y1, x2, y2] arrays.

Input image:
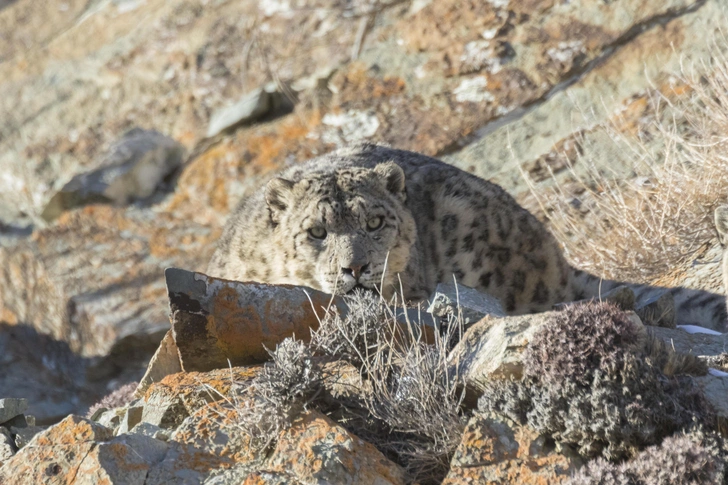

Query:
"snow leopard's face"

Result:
[[265, 162, 416, 298]]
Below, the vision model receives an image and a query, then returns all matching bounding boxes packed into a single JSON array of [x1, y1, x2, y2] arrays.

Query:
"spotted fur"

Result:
[[208, 144, 727, 329]]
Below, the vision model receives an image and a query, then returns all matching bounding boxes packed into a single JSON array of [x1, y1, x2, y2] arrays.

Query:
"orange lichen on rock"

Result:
[[144, 366, 261, 405], [443, 416, 576, 484], [172, 400, 259, 470], [260, 411, 408, 484], [33, 415, 113, 446]]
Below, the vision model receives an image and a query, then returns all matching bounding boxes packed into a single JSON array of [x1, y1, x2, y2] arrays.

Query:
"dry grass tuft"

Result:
[[311, 289, 467, 485], [525, 44, 728, 283], [233, 338, 324, 453]]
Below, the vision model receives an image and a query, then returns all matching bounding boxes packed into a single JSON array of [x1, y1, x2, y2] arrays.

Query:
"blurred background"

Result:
[[2, 0, 728, 423]]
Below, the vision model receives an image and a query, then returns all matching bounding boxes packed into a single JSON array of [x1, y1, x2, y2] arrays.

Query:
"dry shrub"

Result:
[[86, 381, 138, 417], [311, 289, 467, 485], [525, 43, 728, 283], [233, 338, 323, 452], [567, 429, 728, 485], [479, 302, 713, 461], [230, 290, 467, 483]]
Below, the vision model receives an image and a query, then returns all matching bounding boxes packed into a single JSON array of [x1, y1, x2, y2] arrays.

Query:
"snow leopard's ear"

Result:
[[374, 162, 406, 201], [265, 178, 295, 223], [715, 205, 728, 246]]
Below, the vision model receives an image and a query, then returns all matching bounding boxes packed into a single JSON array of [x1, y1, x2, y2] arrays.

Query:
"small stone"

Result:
[[116, 405, 143, 435], [649, 326, 727, 359], [96, 408, 125, 431], [40, 128, 185, 221], [134, 330, 183, 398], [141, 392, 188, 430], [129, 422, 170, 442], [206, 85, 280, 137], [2, 414, 27, 429], [0, 399, 28, 425], [12, 426, 44, 449], [694, 373, 728, 418], [427, 282, 506, 327], [448, 312, 549, 387], [89, 407, 109, 422], [0, 426, 15, 462]]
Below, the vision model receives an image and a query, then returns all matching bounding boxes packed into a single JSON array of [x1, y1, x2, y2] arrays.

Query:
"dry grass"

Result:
[[524, 43, 728, 283], [227, 289, 467, 483], [311, 289, 467, 485]]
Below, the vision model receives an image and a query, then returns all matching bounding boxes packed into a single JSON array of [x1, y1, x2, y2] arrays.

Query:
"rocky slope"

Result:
[[1, 0, 728, 477], [1, 273, 727, 484]]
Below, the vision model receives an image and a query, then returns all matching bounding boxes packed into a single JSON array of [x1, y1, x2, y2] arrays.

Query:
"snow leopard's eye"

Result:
[[366, 216, 383, 231], [308, 227, 327, 239]]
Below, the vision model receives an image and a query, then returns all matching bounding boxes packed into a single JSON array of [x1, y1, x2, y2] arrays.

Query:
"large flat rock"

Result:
[[166, 268, 348, 372]]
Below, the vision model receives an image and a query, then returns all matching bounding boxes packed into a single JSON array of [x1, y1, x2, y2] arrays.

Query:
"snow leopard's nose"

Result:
[[342, 263, 369, 280]]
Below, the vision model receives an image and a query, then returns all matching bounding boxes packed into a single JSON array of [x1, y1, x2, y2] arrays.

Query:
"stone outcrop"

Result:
[[166, 268, 347, 372], [41, 129, 186, 221], [443, 415, 580, 484]]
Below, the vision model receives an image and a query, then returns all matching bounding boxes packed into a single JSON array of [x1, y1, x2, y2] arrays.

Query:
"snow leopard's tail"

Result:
[[569, 268, 727, 332]]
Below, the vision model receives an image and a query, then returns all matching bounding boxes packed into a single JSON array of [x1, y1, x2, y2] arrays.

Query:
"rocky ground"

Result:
[[2, 0, 728, 482], [1, 273, 727, 483]]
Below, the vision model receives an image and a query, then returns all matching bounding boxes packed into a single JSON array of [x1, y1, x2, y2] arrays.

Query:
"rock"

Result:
[[11, 426, 44, 449], [427, 282, 506, 326], [649, 326, 727, 359], [41, 128, 186, 221], [166, 268, 347, 372], [0, 413, 27, 429], [129, 422, 170, 442], [146, 400, 259, 484], [442, 415, 579, 484], [694, 373, 728, 418], [140, 388, 189, 431], [96, 408, 124, 431], [141, 366, 260, 430], [148, 398, 408, 484], [258, 410, 408, 484], [88, 407, 108, 422], [0, 415, 111, 482], [116, 405, 143, 435], [393, 305, 438, 342], [450, 310, 647, 396], [0, 399, 27, 425], [134, 330, 183, 398], [0, 415, 168, 485], [77, 433, 168, 484], [206, 84, 289, 138], [448, 313, 551, 389], [0, 426, 14, 462], [0, 323, 100, 424], [443, 0, 726, 197], [0, 205, 217, 420], [0, 206, 216, 359]]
